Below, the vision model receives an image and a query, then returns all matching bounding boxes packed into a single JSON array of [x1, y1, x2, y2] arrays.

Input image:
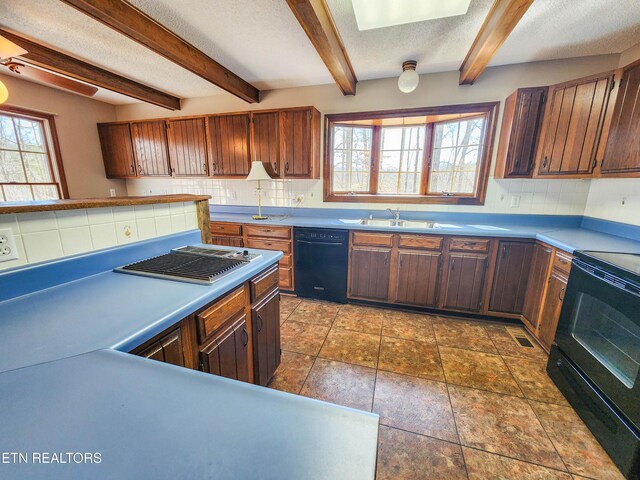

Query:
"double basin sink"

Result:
[[358, 218, 441, 229]]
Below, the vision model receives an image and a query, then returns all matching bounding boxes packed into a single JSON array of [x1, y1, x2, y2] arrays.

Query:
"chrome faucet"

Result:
[[387, 208, 401, 221]]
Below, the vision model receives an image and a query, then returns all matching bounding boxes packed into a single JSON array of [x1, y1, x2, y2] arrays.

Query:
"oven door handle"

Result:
[[572, 259, 640, 299]]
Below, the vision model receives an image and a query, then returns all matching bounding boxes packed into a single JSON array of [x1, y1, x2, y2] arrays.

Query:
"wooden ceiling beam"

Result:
[[60, 0, 260, 103], [0, 29, 181, 110], [459, 0, 534, 85], [286, 0, 357, 96]]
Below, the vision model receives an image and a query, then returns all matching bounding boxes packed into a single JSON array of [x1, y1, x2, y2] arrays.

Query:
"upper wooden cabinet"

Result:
[[601, 61, 640, 176], [98, 123, 136, 178], [535, 71, 615, 177], [208, 114, 251, 177], [495, 87, 547, 178], [167, 118, 208, 176], [98, 106, 320, 180], [131, 120, 171, 176], [251, 111, 281, 177]]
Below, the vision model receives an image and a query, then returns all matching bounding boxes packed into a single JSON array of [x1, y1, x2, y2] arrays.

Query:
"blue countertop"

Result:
[[0, 230, 379, 479], [0, 349, 379, 480], [210, 208, 640, 254]]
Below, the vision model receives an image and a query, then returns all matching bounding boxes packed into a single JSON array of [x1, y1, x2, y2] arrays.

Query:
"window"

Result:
[[0, 107, 67, 202], [325, 103, 498, 204]]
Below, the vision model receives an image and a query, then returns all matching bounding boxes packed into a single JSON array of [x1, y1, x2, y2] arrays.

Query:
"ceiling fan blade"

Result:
[[18, 64, 98, 97]]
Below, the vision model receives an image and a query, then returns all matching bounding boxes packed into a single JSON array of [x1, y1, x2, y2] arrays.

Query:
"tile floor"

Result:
[[269, 296, 625, 480]]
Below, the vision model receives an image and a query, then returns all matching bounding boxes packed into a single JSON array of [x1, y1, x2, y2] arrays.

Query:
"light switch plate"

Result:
[[0, 229, 19, 262], [510, 195, 521, 208]]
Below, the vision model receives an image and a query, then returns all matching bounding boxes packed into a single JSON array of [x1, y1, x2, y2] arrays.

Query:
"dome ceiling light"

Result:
[[398, 60, 419, 93]]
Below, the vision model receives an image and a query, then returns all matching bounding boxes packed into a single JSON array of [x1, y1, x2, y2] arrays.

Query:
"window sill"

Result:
[[323, 193, 485, 205]]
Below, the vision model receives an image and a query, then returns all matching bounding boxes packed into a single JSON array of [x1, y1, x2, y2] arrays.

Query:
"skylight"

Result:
[[351, 0, 472, 31]]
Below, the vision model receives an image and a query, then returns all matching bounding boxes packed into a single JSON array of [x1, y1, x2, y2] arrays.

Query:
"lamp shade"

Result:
[[0, 35, 27, 61], [247, 161, 272, 181], [0, 80, 8, 104]]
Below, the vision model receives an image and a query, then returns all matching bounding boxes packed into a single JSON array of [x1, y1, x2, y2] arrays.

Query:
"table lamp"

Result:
[[247, 161, 272, 220]]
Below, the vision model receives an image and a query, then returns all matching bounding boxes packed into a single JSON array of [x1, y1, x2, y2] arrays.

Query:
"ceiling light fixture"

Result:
[[398, 61, 419, 93]]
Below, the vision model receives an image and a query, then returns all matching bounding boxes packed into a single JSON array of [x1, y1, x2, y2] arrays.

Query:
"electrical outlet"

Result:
[[0, 229, 19, 263], [510, 195, 521, 208], [109, 188, 116, 197]]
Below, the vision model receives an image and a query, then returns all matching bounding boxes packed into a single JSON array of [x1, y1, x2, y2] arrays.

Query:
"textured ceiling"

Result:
[[490, 0, 640, 66], [324, 0, 494, 79], [0, 0, 639, 106]]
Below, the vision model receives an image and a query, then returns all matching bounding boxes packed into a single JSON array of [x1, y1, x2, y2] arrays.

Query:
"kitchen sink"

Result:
[[358, 218, 441, 229]]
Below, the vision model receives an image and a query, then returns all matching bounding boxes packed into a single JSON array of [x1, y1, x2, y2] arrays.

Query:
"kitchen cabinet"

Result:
[[133, 327, 185, 367], [210, 221, 244, 247], [280, 108, 320, 178], [244, 225, 294, 291], [98, 123, 136, 178], [393, 250, 441, 307], [200, 314, 250, 382], [488, 241, 534, 314], [131, 120, 171, 176], [537, 268, 568, 351], [251, 288, 281, 386], [207, 114, 251, 177], [349, 247, 391, 301], [167, 117, 208, 176], [522, 243, 553, 330], [495, 87, 547, 178], [251, 111, 281, 176], [601, 61, 640, 175], [536, 71, 615, 177], [441, 253, 488, 312], [211, 235, 244, 247]]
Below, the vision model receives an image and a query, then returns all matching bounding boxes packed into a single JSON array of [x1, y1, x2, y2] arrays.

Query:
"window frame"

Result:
[[323, 102, 499, 205], [0, 105, 69, 201]]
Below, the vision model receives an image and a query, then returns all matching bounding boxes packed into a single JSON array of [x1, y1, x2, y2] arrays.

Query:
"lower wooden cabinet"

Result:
[[441, 253, 489, 312], [133, 327, 185, 367], [251, 288, 281, 386], [488, 241, 534, 314], [522, 243, 554, 329], [537, 268, 568, 351], [393, 250, 441, 307], [348, 247, 391, 301], [200, 314, 250, 382]]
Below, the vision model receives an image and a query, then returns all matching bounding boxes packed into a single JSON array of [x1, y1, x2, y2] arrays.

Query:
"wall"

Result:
[[0, 73, 127, 199], [0, 202, 198, 271], [120, 54, 621, 217], [582, 42, 640, 227]]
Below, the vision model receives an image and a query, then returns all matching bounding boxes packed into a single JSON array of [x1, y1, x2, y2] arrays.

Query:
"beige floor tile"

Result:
[[267, 351, 315, 394], [288, 300, 339, 327], [463, 447, 573, 479], [333, 304, 385, 335], [280, 321, 330, 356], [434, 318, 498, 353], [382, 312, 436, 343], [378, 336, 444, 381], [503, 356, 569, 406], [318, 328, 380, 368]]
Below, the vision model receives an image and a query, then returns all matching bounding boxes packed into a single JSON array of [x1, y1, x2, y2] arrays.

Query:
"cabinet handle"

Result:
[[212, 163, 216, 172], [558, 287, 566, 301], [451, 259, 455, 271], [241, 328, 248, 346], [170, 167, 175, 175], [203, 163, 207, 173], [273, 162, 278, 173], [399, 256, 403, 267], [130, 164, 135, 174], [257, 314, 263, 332], [502, 246, 507, 258], [542, 156, 548, 168], [138, 163, 143, 173], [285, 162, 289, 172], [384, 253, 389, 266]]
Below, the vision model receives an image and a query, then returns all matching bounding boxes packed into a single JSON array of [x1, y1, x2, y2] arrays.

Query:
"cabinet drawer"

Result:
[[398, 235, 443, 250], [211, 235, 243, 247], [251, 265, 279, 301], [246, 238, 291, 254], [245, 225, 291, 240], [279, 253, 292, 268], [279, 267, 293, 290], [553, 250, 573, 274], [352, 232, 394, 247], [196, 286, 248, 343], [449, 237, 491, 252], [210, 222, 243, 236]]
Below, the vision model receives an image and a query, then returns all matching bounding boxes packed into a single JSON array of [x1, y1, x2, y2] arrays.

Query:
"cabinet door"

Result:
[[131, 120, 171, 176], [160, 329, 184, 367], [98, 123, 136, 178], [522, 244, 553, 329], [489, 241, 534, 314], [601, 63, 640, 174], [281, 108, 313, 178], [252, 289, 281, 386], [394, 250, 441, 307], [441, 253, 488, 312], [200, 314, 249, 381], [167, 117, 208, 176], [537, 269, 568, 351], [497, 87, 546, 178], [232, 316, 250, 383], [348, 247, 391, 301], [137, 340, 165, 362], [537, 72, 613, 176], [251, 111, 280, 177], [208, 114, 251, 176]]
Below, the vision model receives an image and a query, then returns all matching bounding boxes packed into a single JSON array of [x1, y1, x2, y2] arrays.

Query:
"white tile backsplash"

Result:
[[0, 202, 200, 271]]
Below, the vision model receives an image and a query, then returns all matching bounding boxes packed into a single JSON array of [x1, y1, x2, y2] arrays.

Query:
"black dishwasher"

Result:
[[294, 227, 349, 303]]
